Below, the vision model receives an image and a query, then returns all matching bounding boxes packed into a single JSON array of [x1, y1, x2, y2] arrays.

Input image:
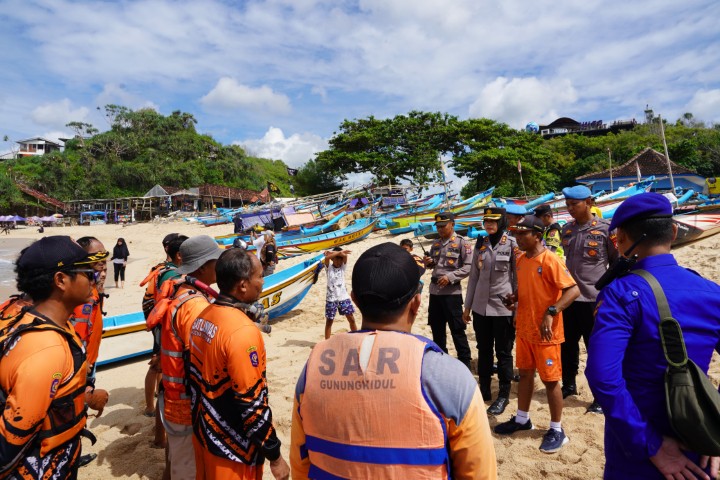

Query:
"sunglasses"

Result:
[[68, 269, 100, 283]]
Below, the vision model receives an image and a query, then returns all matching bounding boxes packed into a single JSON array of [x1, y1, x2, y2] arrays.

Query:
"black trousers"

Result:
[[561, 300, 596, 386], [428, 294, 471, 365], [113, 263, 126, 282], [473, 314, 514, 395]]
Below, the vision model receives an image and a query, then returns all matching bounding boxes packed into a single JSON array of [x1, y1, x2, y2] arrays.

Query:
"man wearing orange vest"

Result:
[[70, 236, 111, 467], [291, 242, 497, 479], [149, 235, 221, 480], [0, 236, 96, 478], [188, 248, 290, 480]]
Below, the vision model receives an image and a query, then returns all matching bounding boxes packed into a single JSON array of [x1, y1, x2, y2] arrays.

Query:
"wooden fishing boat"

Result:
[[96, 254, 325, 366], [385, 188, 494, 230], [672, 205, 720, 247], [271, 217, 378, 256]]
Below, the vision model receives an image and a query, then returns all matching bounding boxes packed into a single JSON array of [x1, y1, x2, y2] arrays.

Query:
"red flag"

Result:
[[517, 159, 522, 173]]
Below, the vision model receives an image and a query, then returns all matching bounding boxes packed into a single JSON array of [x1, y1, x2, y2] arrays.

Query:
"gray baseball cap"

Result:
[[176, 235, 223, 274]]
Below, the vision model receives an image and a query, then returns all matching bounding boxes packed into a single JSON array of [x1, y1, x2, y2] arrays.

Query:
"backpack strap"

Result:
[[631, 269, 688, 369]]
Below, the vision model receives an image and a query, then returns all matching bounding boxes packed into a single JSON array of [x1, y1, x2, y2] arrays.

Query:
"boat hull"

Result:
[[97, 254, 325, 366]]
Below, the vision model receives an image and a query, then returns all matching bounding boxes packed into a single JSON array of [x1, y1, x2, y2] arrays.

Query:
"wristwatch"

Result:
[[546, 305, 559, 316]]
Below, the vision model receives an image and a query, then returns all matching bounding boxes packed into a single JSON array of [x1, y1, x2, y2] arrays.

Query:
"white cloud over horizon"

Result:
[[30, 99, 89, 129], [201, 78, 292, 115], [237, 127, 327, 168], [685, 89, 720, 124]]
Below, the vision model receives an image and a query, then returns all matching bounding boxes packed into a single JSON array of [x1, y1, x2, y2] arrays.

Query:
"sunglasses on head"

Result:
[[67, 269, 100, 283]]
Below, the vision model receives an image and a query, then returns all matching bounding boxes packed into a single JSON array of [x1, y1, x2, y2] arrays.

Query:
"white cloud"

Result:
[[237, 127, 327, 167], [30, 99, 88, 129], [685, 89, 720, 124], [311, 86, 327, 102], [201, 78, 291, 115], [42, 130, 73, 145], [469, 77, 578, 128]]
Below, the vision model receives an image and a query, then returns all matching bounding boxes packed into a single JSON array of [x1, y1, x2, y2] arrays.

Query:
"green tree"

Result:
[[316, 111, 459, 185], [295, 158, 344, 196]]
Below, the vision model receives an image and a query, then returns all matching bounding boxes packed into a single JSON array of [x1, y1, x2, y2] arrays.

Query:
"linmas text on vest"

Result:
[[319, 379, 397, 390]]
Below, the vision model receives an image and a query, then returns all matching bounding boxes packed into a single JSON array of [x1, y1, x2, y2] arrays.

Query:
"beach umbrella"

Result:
[[9, 215, 25, 222], [0, 215, 8, 221], [52, 213, 63, 218], [41, 215, 58, 222]]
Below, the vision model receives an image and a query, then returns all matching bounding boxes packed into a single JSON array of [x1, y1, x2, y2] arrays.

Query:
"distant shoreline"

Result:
[[0, 237, 33, 299]]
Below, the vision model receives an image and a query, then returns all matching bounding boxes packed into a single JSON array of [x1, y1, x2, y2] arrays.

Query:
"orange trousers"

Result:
[[193, 436, 264, 480]]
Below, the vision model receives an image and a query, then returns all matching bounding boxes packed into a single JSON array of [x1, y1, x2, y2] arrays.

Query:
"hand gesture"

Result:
[[436, 275, 450, 288], [269, 456, 290, 480], [540, 314, 554, 342], [651, 436, 710, 480]]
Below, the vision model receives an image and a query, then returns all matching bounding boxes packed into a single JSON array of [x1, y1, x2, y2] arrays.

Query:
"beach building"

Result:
[[14, 137, 63, 158], [538, 117, 637, 139], [576, 147, 706, 193]]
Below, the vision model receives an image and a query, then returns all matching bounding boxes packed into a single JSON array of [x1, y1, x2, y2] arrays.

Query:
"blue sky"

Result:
[[1, 0, 719, 190]]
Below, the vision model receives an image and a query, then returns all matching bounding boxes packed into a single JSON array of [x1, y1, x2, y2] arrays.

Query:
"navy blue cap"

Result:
[[16, 236, 92, 273], [509, 216, 545, 233], [505, 204, 527, 216], [562, 185, 592, 200], [534, 204, 552, 217], [609, 193, 673, 231]]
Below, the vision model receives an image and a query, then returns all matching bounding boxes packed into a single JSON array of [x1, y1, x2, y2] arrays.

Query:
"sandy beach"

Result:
[[1, 220, 719, 479]]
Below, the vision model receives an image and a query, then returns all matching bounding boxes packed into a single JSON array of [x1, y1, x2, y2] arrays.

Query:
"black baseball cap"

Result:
[[434, 212, 455, 225], [163, 233, 180, 246], [352, 243, 423, 312], [16, 236, 93, 273], [510, 216, 545, 233]]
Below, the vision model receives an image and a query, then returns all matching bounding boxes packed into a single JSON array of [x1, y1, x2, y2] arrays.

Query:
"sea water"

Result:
[[0, 247, 19, 294]]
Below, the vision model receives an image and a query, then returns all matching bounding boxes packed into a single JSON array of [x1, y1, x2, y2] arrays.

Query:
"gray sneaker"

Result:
[[539, 428, 569, 453]]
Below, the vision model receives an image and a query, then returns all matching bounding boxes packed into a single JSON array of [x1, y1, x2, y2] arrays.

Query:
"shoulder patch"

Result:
[[247, 346, 259, 367], [50, 372, 62, 398]]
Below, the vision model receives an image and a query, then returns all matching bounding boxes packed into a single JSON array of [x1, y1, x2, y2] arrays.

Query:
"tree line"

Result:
[[2, 106, 719, 211]]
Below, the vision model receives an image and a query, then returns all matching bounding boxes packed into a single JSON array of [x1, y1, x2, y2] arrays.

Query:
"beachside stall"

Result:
[[80, 211, 107, 225]]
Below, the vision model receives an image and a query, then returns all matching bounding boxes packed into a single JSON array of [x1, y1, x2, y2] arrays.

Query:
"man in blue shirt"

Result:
[[586, 192, 720, 479]]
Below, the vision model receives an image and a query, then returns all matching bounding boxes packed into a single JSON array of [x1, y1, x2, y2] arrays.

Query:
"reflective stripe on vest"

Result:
[[300, 331, 449, 479]]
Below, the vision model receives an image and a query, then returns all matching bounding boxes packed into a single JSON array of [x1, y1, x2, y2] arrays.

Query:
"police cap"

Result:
[[562, 185, 593, 200], [609, 192, 673, 231], [505, 204, 527, 216], [434, 212, 455, 226], [483, 207, 505, 221]]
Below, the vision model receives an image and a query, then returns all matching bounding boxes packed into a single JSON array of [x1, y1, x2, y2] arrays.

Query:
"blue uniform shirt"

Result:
[[587, 254, 720, 479]]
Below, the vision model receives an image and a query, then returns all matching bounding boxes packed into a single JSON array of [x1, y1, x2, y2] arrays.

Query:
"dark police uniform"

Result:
[[427, 220, 473, 368], [586, 192, 720, 478], [465, 228, 517, 402], [561, 216, 617, 392]]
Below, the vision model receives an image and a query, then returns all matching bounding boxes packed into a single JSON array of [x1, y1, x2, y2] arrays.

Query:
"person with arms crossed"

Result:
[[423, 212, 474, 369], [291, 242, 497, 479], [188, 248, 290, 480], [560, 185, 618, 413], [494, 216, 580, 454], [463, 207, 517, 415], [586, 193, 720, 479]]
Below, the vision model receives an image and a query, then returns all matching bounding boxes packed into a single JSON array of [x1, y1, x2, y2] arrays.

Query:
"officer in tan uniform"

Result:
[[534, 204, 564, 260], [560, 186, 618, 414], [463, 207, 517, 414], [423, 212, 473, 369]]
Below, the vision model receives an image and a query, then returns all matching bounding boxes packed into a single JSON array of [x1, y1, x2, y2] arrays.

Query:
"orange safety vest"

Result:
[[300, 330, 450, 479], [188, 304, 266, 466], [0, 311, 88, 467], [141, 262, 175, 320], [70, 287, 100, 349], [147, 280, 206, 425], [0, 295, 31, 322]]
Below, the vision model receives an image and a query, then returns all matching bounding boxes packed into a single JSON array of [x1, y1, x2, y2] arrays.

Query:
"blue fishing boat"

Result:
[[96, 254, 325, 366]]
